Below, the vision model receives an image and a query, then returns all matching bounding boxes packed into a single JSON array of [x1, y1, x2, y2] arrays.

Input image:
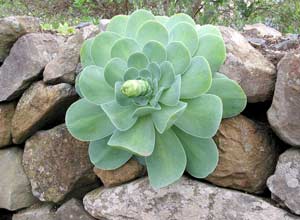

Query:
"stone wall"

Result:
[[0, 17, 300, 220]]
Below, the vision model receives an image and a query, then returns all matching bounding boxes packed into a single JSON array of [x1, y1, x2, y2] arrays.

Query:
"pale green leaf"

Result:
[[111, 38, 140, 62], [197, 24, 222, 38], [159, 61, 175, 88], [128, 52, 149, 70], [166, 13, 195, 30], [104, 58, 127, 87], [106, 15, 128, 36], [143, 41, 167, 64], [80, 38, 95, 68], [159, 75, 181, 106]]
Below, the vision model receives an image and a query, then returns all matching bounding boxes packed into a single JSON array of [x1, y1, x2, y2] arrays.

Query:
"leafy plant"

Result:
[[66, 9, 247, 188]]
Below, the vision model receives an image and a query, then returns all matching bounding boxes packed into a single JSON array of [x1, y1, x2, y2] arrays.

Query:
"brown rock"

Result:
[[94, 159, 145, 187], [243, 23, 282, 39], [267, 51, 300, 146], [12, 203, 56, 220], [207, 115, 278, 193], [0, 102, 15, 147], [11, 81, 77, 144]]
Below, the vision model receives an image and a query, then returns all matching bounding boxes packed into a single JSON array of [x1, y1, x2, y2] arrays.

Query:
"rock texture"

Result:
[[267, 51, 300, 146], [11, 81, 77, 144], [0, 33, 63, 102], [243, 23, 282, 38], [94, 159, 145, 187], [0, 147, 37, 210], [83, 177, 299, 220], [12, 203, 56, 220], [207, 115, 278, 193], [267, 148, 300, 215], [219, 26, 276, 103], [23, 124, 96, 203], [0, 16, 40, 62], [0, 102, 15, 147]]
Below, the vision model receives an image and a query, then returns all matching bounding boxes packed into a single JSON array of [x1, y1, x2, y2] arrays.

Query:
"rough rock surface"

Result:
[[11, 81, 77, 144], [243, 23, 282, 38], [94, 159, 145, 187], [267, 51, 300, 146], [267, 148, 300, 215], [0, 102, 15, 147], [0, 147, 37, 210], [83, 177, 299, 220], [0, 16, 40, 62], [12, 203, 56, 220], [0, 33, 63, 102], [219, 26, 276, 103], [23, 124, 96, 203], [56, 198, 95, 220], [206, 115, 277, 193]]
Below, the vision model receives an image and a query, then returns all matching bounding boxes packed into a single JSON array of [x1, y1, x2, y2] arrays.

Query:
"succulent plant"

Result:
[[66, 9, 247, 188]]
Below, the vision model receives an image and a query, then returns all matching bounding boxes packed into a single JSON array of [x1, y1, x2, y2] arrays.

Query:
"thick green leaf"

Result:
[[159, 61, 175, 88], [147, 62, 161, 81], [128, 52, 149, 70], [214, 72, 228, 79], [89, 136, 132, 170], [80, 38, 95, 68], [166, 42, 191, 75], [66, 99, 115, 141], [143, 41, 167, 64], [197, 24, 222, 38], [124, 67, 139, 81], [150, 87, 164, 107], [208, 78, 247, 118], [126, 9, 155, 38], [111, 38, 140, 62], [156, 15, 169, 25], [106, 15, 128, 36], [138, 69, 151, 79], [196, 34, 226, 73], [152, 102, 187, 134], [101, 100, 137, 131], [133, 155, 146, 166], [133, 96, 149, 106], [175, 94, 223, 138], [104, 58, 127, 87], [170, 22, 199, 55], [181, 56, 212, 99], [133, 104, 161, 117], [136, 20, 169, 46], [166, 13, 195, 30], [75, 73, 83, 98], [108, 116, 155, 156], [115, 81, 133, 106], [79, 66, 114, 105], [159, 75, 181, 106], [91, 32, 120, 67], [173, 127, 219, 178], [146, 129, 187, 189]]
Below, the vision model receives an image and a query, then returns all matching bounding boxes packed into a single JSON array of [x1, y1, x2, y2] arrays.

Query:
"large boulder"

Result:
[[243, 23, 282, 38], [267, 51, 300, 146], [11, 81, 77, 144], [23, 124, 98, 203], [0, 16, 40, 62], [0, 147, 37, 210], [267, 148, 300, 215], [0, 102, 15, 147], [219, 26, 276, 103], [0, 33, 63, 102], [83, 177, 299, 220], [12, 203, 56, 220], [206, 115, 278, 193]]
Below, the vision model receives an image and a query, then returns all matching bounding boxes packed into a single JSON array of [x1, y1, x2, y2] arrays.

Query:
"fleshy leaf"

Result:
[[133, 104, 161, 117], [173, 127, 219, 178], [159, 61, 175, 88], [106, 15, 128, 36], [150, 87, 164, 107], [111, 38, 140, 62], [180, 56, 212, 99], [166, 41, 191, 75], [147, 62, 161, 81], [152, 101, 187, 134], [108, 116, 155, 156], [175, 94, 223, 138], [66, 99, 115, 141], [124, 67, 139, 81], [208, 78, 247, 118], [214, 72, 228, 79], [79, 66, 114, 105], [156, 15, 169, 25], [80, 38, 95, 68], [146, 129, 187, 189], [170, 22, 199, 55], [101, 100, 137, 131], [104, 58, 127, 87], [89, 136, 132, 170], [128, 52, 149, 70], [75, 73, 83, 98], [143, 41, 167, 64], [166, 13, 195, 30], [91, 32, 120, 67], [115, 81, 133, 106], [197, 24, 222, 38], [159, 75, 181, 106]]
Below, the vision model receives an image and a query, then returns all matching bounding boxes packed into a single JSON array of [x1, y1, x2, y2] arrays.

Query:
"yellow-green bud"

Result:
[[121, 80, 150, 97]]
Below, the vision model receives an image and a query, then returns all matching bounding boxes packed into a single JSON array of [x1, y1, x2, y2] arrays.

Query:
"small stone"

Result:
[[243, 23, 282, 38], [11, 81, 77, 144], [23, 124, 97, 203], [93, 159, 145, 187], [0, 16, 40, 62], [83, 177, 299, 220], [207, 115, 278, 193], [0, 147, 37, 210], [267, 148, 300, 215], [99, 19, 110, 31], [267, 51, 300, 146], [0, 33, 63, 102], [12, 203, 56, 220], [0, 102, 15, 147]]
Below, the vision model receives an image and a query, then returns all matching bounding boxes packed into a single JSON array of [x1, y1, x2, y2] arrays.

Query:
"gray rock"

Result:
[[267, 51, 300, 146], [99, 19, 110, 31], [219, 26, 276, 103], [243, 23, 282, 38], [0, 102, 15, 147], [83, 177, 299, 220], [267, 148, 300, 215], [0, 147, 37, 210], [0, 16, 40, 62], [12, 203, 56, 220], [23, 124, 97, 203], [11, 81, 77, 144], [0, 33, 63, 102]]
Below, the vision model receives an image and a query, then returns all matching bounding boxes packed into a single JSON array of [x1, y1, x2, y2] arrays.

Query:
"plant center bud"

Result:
[[121, 80, 151, 97]]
